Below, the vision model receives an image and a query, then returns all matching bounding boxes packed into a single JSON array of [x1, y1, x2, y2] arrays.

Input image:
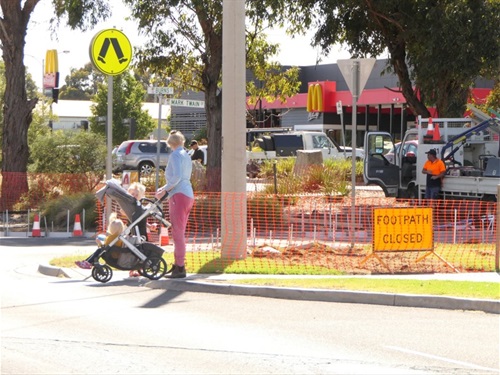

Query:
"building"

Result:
[[50, 100, 170, 133], [169, 58, 493, 146]]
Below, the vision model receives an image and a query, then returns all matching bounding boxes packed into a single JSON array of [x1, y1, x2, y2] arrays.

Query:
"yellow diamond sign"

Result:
[[89, 29, 132, 75]]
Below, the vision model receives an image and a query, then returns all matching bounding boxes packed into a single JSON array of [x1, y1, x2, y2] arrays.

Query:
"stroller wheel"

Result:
[[91, 265, 113, 283], [142, 256, 167, 280]]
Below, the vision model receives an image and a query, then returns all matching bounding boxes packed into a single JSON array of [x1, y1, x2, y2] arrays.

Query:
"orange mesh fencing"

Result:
[[1, 171, 497, 274], [94, 191, 497, 275], [1, 171, 102, 210]]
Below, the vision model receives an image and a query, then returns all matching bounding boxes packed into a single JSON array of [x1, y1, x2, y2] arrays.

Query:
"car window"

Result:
[[138, 142, 155, 153], [312, 134, 330, 149]]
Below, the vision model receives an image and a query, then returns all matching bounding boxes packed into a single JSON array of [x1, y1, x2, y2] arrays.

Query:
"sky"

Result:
[[24, 1, 353, 90]]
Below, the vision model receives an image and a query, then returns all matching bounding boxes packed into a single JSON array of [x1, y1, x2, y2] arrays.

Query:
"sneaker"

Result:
[[165, 265, 186, 279], [75, 260, 92, 270]]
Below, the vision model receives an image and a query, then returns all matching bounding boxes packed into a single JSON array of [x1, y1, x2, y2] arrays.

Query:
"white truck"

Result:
[[247, 130, 364, 162], [363, 114, 500, 201]]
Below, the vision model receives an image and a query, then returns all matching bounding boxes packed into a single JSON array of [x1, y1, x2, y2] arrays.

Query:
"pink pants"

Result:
[[169, 193, 194, 267]]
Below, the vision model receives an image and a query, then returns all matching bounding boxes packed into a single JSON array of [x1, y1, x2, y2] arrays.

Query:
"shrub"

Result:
[[258, 158, 295, 178], [41, 192, 98, 230], [13, 173, 102, 210]]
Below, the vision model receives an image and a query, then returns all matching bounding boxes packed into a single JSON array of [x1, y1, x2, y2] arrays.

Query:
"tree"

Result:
[[0, 0, 114, 209], [89, 71, 156, 145], [287, 0, 500, 117], [0, 0, 42, 209], [29, 130, 106, 174], [59, 62, 105, 100], [125, 0, 298, 191], [245, 18, 301, 128]]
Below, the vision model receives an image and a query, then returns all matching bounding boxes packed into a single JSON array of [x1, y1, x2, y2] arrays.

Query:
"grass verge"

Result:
[[51, 252, 499, 300]]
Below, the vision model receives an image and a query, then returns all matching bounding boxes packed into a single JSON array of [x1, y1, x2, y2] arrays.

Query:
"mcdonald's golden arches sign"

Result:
[[43, 50, 59, 89], [306, 81, 336, 113]]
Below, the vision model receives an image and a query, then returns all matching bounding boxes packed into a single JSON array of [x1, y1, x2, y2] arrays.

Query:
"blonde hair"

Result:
[[107, 213, 125, 235], [128, 182, 146, 200], [167, 130, 185, 148]]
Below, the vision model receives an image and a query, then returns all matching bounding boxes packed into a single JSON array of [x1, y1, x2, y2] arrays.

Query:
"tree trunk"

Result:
[[205, 88, 222, 192], [389, 43, 430, 118], [0, 0, 39, 209], [200, 21, 223, 192]]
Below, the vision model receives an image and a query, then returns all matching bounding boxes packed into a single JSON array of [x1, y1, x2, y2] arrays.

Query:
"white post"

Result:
[[221, 0, 247, 260]]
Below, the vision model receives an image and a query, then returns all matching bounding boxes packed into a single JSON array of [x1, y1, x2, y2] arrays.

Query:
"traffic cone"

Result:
[[160, 226, 169, 246], [426, 118, 434, 136], [424, 117, 434, 143], [73, 214, 83, 237], [433, 121, 441, 142], [32, 214, 41, 237]]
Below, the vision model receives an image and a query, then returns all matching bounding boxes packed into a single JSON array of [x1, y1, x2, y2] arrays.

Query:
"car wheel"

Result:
[[139, 162, 154, 175]]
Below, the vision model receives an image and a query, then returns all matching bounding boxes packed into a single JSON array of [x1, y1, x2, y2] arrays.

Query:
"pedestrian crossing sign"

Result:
[[90, 29, 132, 75]]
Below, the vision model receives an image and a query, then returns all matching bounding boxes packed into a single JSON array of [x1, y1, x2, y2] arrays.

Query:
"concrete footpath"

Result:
[[41, 265, 500, 314], [4, 237, 499, 314]]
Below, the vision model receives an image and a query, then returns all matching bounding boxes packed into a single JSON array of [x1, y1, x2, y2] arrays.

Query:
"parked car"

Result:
[[113, 140, 172, 175]]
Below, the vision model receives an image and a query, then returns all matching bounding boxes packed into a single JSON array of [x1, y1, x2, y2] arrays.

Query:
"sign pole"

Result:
[[337, 58, 375, 249], [350, 61, 359, 248], [105, 75, 113, 222], [89, 28, 132, 227], [155, 94, 163, 191]]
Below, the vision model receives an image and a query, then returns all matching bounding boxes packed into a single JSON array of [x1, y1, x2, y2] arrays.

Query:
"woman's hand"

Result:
[[155, 188, 167, 200]]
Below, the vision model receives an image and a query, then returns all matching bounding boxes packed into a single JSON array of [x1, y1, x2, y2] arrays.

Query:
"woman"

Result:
[[155, 130, 194, 278]]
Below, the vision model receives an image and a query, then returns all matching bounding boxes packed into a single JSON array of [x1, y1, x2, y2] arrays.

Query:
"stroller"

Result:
[[92, 179, 171, 283]]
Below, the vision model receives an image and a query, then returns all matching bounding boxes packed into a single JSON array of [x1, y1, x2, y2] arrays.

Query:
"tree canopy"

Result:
[[59, 62, 105, 100], [287, 0, 500, 117], [90, 71, 156, 145]]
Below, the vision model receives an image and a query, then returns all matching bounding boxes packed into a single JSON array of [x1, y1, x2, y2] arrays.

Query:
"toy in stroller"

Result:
[[92, 179, 171, 283]]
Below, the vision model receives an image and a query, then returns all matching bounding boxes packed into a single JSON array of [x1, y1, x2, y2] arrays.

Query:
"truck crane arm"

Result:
[[440, 118, 500, 162]]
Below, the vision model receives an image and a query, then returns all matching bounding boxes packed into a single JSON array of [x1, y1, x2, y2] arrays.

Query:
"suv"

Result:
[[114, 140, 172, 175]]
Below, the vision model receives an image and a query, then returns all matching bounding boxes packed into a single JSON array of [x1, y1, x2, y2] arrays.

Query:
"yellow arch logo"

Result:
[[306, 83, 324, 112], [89, 29, 132, 75]]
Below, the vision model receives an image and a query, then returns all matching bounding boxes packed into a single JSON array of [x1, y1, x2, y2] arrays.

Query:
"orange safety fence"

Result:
[[95, 192, 497, 275], [1, 171, 497, 274]]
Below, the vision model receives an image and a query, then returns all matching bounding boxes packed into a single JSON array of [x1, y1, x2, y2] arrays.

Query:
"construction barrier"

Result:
[[1, 172, 497, 274], [94, 191, 497, 275]]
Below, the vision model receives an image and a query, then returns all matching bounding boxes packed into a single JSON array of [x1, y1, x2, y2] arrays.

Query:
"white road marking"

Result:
[[385, 345, 500, 373]]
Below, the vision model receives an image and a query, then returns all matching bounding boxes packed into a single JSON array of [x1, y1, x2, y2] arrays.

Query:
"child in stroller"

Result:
[[84, 179, 171, 283], [75, 212, 125, 269]]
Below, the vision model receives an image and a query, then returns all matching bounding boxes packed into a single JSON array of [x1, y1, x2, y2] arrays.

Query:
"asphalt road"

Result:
[[1, 239, 499, 374]]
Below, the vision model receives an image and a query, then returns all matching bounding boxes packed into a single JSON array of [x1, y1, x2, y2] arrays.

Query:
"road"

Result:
[[1, 240, 499, 374]]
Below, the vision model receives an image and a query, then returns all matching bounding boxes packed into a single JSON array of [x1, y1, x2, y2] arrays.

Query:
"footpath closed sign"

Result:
[[373, 207, 433, 252]]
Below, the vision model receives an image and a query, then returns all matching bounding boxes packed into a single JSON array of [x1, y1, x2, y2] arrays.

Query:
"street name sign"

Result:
[[147, 86, 174, 95], [166, 98, 205, 108]]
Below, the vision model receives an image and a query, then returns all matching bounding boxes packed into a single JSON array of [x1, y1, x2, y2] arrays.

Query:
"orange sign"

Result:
[[373, 207, 433, 252]]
